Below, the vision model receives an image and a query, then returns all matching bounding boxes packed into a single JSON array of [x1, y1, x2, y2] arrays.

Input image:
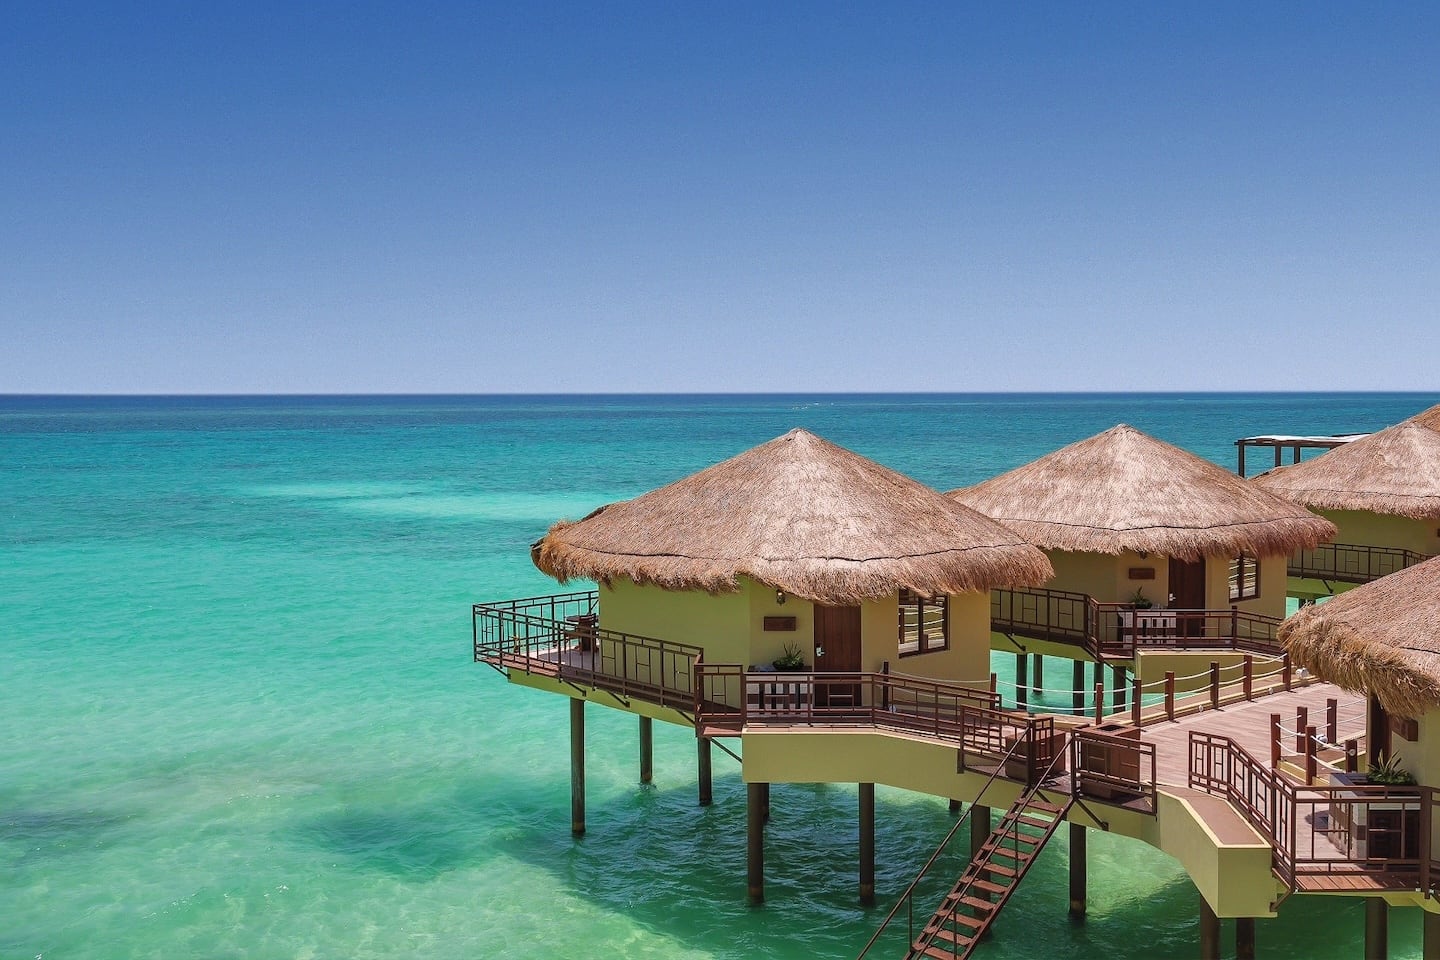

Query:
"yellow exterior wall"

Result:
[[893, 590, 992, 687], [1046, 550, 1166, 606], [1203, 554, 1287, 620], [599, 576, 991, 690], [1322, 509, 1440, 557]]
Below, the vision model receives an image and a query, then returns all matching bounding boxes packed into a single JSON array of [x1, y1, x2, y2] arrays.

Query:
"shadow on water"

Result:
[[0, 806, 137, 866]]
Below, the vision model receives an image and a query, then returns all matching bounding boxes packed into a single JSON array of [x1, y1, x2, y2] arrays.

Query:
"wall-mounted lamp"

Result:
[[775, 588, 787, 605], [1137, 551, 1149, 559]]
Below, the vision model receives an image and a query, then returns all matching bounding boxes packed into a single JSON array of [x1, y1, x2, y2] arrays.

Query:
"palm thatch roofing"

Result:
[[531, 428, 1053, 605], [1280, 556, 1440, 717], [1253, 420, 1440, 520], [948, 425, 1335, 561], [1406, 401, 1440, 433]]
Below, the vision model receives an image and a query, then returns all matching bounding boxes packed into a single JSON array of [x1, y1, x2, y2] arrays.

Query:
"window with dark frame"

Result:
[[898, 589, 948, 656], [1228, 555, 1260, 601]]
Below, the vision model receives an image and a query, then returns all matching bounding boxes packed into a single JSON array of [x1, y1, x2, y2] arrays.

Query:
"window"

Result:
[[898, 589, 948, 656], [1229, 555, 1260, 601]]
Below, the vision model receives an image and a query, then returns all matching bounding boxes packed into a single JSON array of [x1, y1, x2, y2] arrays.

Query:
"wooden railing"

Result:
[[474, 593, 702, 712], [991, 588, 1281, 659], [1289, 542, 1431, 585], [1188, 732, 1440, 895], [1071, 727, 1157, 813]]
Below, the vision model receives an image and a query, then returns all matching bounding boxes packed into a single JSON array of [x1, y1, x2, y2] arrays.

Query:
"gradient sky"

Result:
[[3, 2, 1437, 393]]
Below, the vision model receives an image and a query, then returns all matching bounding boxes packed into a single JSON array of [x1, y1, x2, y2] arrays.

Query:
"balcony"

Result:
[[990, 587, 1282, 660], [1289, 542, 1431, 586]]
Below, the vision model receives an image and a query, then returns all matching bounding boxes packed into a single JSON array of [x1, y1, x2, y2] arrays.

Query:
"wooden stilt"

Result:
[[1368, 695, 1390, 767], [1199, 895, 1219, 960], [697, 736, 713, 807], [1073, 660, 1085, 715], [1365, 898, 1388, 960], [1033, 653, 1044, 692], [1016, 653, 1028, 711], [1236, 917, 1256, 960], [859, 782, 876, 905], [570, 697, 586, 836], [638, 715, 653, 785], [1423, 908, 1440, 960], [1112, 664, 1126, 712], [1069, 822, 1086, 921], [747, 782, 765, 904], [761, 782, 770, 823], [948, 798, 962, 814], [970, 804, 991, 858]]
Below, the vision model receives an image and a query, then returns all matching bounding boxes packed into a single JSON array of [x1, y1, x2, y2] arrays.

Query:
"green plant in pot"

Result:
[[1129, 588, 1154, 610], [1368, 753, 1418, 787], [772, 640, 806, 672]]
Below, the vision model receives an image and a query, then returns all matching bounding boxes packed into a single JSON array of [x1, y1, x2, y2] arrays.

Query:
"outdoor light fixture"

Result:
[[775, 589, 786, 605]]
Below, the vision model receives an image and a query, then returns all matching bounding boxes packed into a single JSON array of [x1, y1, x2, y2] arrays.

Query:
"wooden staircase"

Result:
[[906, 788, 1075, 959]]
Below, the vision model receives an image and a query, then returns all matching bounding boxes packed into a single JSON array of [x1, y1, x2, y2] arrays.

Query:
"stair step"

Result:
[[931, 925, 978, 947], [957, 895, 997, 914], [969, 878, 1010, 897], [978, 843, 1034, 864], [993, 829, 1041, 845], [974, 860, 1019, 878], [1011, 813, 1058, 830], [918, 942, 973, 960], [1028, 800, 1066, 814]]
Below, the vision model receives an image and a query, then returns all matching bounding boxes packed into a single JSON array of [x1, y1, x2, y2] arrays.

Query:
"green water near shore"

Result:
[[3, 393, 1435, 959]]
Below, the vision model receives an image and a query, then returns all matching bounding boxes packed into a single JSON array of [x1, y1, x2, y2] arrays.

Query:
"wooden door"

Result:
[[814, 604, 862, 708], [1168, 557, 1207, 637]]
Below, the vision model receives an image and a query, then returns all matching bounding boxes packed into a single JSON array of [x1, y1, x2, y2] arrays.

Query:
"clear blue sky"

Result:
[[3, 2, 1437, 393]]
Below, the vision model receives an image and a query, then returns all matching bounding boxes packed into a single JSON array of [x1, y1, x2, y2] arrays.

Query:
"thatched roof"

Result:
[[1281, 556, 1440, 717], [1406, 401, 1440, 433], [531, 428, 1053, 604], [1253, 421, 1440, 520], [948, 425, 1335, 561]]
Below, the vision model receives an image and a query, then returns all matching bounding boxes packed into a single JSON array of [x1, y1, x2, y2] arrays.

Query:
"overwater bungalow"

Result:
[[474, 426, 1433, 960], [1279, 555, 1440, 952], [1252, 404, 1440, 602], [947, 425, 1336, 701]]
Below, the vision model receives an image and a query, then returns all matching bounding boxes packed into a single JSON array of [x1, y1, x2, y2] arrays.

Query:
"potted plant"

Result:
[[1128, 588, 1154, 610], [1367, 753, 1418, 787], [772, 641, 807, 672]]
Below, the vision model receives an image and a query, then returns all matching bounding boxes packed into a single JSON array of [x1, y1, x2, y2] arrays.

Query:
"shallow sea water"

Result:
[[3, 393, 1437, 959]]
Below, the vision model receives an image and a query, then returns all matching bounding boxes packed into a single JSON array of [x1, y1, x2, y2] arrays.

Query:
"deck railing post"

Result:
[[1093, 682, 1103, 723], [1296, 707, 1307, 754], [882, 661, 891, 711], [1165, 672, 1176, 721], [1326, 698, 1338, 745], [1270, 714, 1281, 767], [1131, 678, 1142, 726], [1345, 739, 1359, 773], [1243, 656, 1253, 701], [1282, 653, 1292, 691], [1421, 790, 1433, 897], [1304, 726, 1318, 783], [1209, 661, 1220, 710], [1231, 605, 1239, 646]]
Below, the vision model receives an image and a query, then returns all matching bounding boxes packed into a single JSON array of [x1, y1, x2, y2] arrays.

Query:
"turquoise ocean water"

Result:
[[4, 393, 1439, 960]]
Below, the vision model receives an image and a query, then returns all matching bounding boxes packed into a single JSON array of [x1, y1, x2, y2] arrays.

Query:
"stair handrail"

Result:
[[905, 746, 1074, 960], [853, 732, 1034, 960]]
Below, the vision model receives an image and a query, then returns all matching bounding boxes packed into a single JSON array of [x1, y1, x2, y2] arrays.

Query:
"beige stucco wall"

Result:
[[599, 576, 991, 686], [1202, 553, 1288, 621], [1322, 509, 1440, 557], [1046, 550, 1167, 607]]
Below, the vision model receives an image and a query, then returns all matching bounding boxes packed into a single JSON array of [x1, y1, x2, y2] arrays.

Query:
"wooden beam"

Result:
[[1423, 908, 1440, 960], [1236, 917, 1255, 960], [1016, 653, 1028, 711], [1365, 898, 1388, 960], [970, 804, 992, 859], [698, 736, 713, 807], [1069, 822, 1086, 920], [570, 697, 586, 836], [1199, 895, 1219, 960], [747, 782, 765, 904], [638, 715, 653, 785], [1073, 660, 1085, 715], [859, 782, 876, 906]]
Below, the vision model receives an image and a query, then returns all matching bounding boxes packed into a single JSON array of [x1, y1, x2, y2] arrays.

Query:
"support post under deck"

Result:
[[697, 736, 713, 807], [1069, 822, 1086, 921], [1423, 908, 1440, 959], [639, 715, 653, 785], [747, 782, 765, 905], [1365, 898, 1388, 960], [859, 782, 875, 905], [1073, 661, 1085, 716], [1199, 895, 1219, 960], [970, 804, 992, 858], [1016, 653, 1028, 711], [1112, 664, 1126, 712], [1236, 917, 1255, 960], [570, 697, 586, 836]]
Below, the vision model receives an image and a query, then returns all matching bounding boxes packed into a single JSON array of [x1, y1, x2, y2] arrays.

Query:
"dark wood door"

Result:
[[814, 604, 862, 708], [1168, 557, 1207, 636]]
